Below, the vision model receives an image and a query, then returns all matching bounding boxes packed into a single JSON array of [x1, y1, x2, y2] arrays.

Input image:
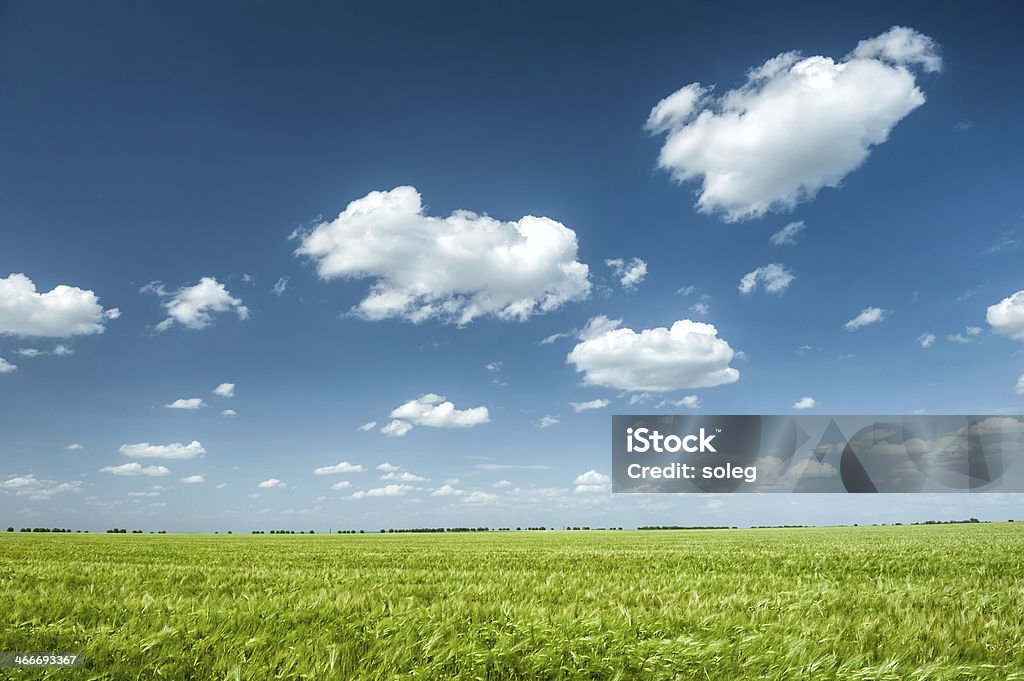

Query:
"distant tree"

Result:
[[6, 527, 12, 532]]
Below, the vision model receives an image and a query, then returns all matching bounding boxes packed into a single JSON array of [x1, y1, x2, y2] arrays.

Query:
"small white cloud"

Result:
[[656, 395, 702, 409], [257, 478, 286, 489], [431, 484, 463, 497], [965, 326, 982, 336], [376, 463, 400, 472], [215, 483, 226, 489], [462, 491, 498, 504], [221, 409, 238, 418], [0, 273, 119, 337], [792, 396, 817, 409], [52, 344, 74, 356], [181, 475, 204, 484], [381, 471, 428, 482], [65, 443, 84, 450], [329, 481, 352, 490], [0, 357, 16, 374], [537, 415, 560, 428], [485, 362, 502, 372], [387, 394, 489, 435], [605, 257, 648, 290], [1016, 375, 1024, 397], [213, 382, 235, 397], [100, 463, 170, 477], [146, 278, 248, 332], [540, 331, 574, 345], [357, 421, 377, 432], [770, 221, 807, 246], [844, 307, 888, 331], [492, 480, 512, 488], [568, 316, 739, 392], [646, 27, 940, 220], [314, 461, 366, 475], [351, 484, 413, 499], [14, 348, 42, 357], [272, 277, 289, 297], [987, 291, 1024, 340], [689, 302, 710, 316], [569, 399, 610, 413], [917, 332, 936, 348], [294, 186, 591, 325], [119, 441, 206, 460], [381, 420, 413, 437], [165, 398, 206, 410], [739, 264, 794, 294], [573, 470, 612, 494]]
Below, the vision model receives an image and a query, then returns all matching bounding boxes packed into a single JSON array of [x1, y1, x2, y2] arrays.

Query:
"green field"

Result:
[[2, 525, 1023, 680]]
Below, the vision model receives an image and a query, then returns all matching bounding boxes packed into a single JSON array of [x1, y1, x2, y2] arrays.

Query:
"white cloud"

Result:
[[181, 475, 204, 484], [770, 221, 807, 246], [689, 302, 710, 316], [431, 484, 463, 497], [1016, 375, 1024, 397], [485, 362, 502, 372], [215, 483, 226, 489], [351, 484, 413, 499], [14, 348, 42, 357], [0, 357, 15, 374], [0, 273, 119, 337], [567, 316, 739, 392], [314, 461, 365, 475], [387, 394, 489, 435], [221, 409, 237, 418], [1, 475, 39, 489], [574, 470, 612, 494], [357, 421, 377, 432], [462, 491, 498, 504], [101, 463, 170, 477], [272, 277, 289, 296], [646, 27, 940, 220], [492, 480, 512, 489], [569, 399, 610, 412], [656, 395, 702, 409], [213, 382, 235, 397], [53, 344, 74, 356], [146, 277, 248, 332], [295, 187, 591, 324], [605, 257, 647, 290], [381, 420, 413, 437], [738, 264, 794, 294], [537, 415, 560, 428], [65, 443, 84, 450], [376, 463, 400, 472], [118, 441, 206, 460], [257, 478, 286, 489], [987, 291, 1024, 340], [792, 396, 817, 410], [844, 307, 887, 331], [917, 332, 936, 348], [381, 471, 429, 482], [165, 398, 206, 410], [0, 474, 82, 500], [540, 331, 574, 345], [329, 481, 352, 490]]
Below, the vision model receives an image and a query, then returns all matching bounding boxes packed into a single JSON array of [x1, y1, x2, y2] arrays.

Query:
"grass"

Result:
[[1, 524, 1023, 680]]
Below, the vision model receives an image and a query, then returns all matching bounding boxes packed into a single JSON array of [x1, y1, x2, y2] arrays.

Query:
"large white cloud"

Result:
[[351, 484, 413, 499], [646, 26, 940, 221], [383, 394, 489, 437], [313, 461, 365, 475], [165, 398, 206, 410], [118, 441, 206, 459], [567, 316, 739, 392], [0, 273, 119, 337], [987, 291, 1024, 340], [294, 186, 591, 324], [144, 278, 248, 332]]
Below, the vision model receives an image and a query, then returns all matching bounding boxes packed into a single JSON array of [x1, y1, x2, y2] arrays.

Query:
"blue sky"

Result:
[[1, 1, 1022, 531]]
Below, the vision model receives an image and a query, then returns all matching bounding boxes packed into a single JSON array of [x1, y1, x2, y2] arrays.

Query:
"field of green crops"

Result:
[[1, 524, 1023, 680]]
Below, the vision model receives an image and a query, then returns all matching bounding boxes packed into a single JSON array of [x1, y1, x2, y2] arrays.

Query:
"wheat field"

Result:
[[1, 524, 1023, 679]]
